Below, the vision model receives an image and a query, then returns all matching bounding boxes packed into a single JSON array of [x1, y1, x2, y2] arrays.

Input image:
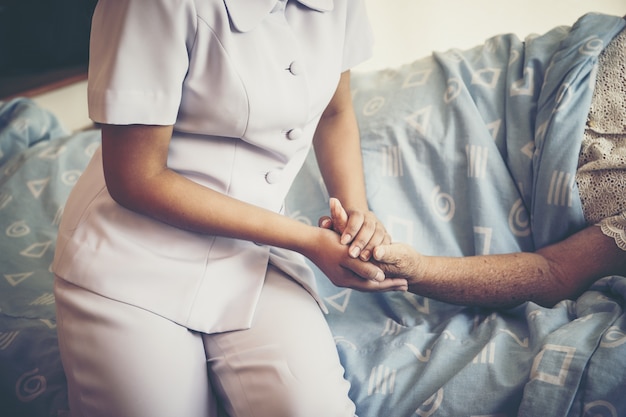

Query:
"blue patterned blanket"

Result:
[[286, 13, 626, 417], [1, 12, 625, 417]]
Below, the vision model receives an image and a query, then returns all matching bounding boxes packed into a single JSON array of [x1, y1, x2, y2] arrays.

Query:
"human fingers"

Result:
[[372, 245, 389, 262], [329, 197, 349, 235], [345, 210, 390, 260], [355, 214, 391, 261], [372, 243, 419, 279], [330, 265, 408, 292], [341, 254, 385, 282], [340, 209, 366, 254], [360, 277, 408, 292], [339, 263, 408, 292], [318, 215, 332, 229]]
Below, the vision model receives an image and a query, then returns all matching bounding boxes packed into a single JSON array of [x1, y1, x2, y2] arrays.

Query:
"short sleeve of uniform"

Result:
[[341, 0, 374, 72], [87, 0, 197, 125]]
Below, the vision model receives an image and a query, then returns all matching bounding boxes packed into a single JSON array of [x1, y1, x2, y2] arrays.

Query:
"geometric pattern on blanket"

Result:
[[285, 13, 626, 417], [0, 98, 101, 417], [1, 13, 625, 417]]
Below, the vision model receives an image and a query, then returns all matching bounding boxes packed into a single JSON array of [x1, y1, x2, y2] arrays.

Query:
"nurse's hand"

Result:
[[318, 198, 391, 261], [305, 227, 407, 293]]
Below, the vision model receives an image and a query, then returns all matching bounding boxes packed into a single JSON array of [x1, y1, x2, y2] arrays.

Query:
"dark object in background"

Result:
[[0, 0, 98, 75], [0, 0, 98, 96]]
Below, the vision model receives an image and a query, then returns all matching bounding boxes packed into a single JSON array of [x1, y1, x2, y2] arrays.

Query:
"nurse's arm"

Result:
[[100, 123, 406, 292], [313, 70, 389, 261]]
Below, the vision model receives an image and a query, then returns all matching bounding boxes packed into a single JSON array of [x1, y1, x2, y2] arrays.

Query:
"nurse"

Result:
[[52, 0, 408, 416]]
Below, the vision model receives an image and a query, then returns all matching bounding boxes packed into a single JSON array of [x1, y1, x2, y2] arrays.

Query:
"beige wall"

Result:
[[359, 0, 625, 71]]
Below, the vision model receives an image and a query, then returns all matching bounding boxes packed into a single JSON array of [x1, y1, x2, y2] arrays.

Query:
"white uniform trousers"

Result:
[[54, 264, 356, 417]]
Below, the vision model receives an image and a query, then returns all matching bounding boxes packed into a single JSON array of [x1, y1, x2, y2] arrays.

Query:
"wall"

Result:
[[360, 0, 625, 71]]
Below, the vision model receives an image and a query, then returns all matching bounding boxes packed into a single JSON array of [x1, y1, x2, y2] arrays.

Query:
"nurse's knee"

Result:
[[255, 379, 355, 417], [207, 344, 355, 417], [289, 378, 356, 417]]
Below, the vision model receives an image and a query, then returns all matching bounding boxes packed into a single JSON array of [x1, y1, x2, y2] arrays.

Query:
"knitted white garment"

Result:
[[576, 28, 626, 251]]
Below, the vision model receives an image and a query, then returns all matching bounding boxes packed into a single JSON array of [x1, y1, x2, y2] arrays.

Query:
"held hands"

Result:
[[319, 198, 391, 261], [306, 227, 408, 292], [372, 243, 421, 282], [317, 198, 407, 292]]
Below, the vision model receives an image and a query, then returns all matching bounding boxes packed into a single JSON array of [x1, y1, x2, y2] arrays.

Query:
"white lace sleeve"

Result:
[[598, 212, 626, 251], [576, 28, 626, 239]]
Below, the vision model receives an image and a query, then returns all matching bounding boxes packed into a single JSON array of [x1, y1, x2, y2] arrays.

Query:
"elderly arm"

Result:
[[373, 225, 626, 308]]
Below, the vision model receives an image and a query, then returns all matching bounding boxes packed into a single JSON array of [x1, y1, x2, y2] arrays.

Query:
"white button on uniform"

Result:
[[265, 169, 283, 184], [286, 128, 303, 140], [288, 61, 304, 76]]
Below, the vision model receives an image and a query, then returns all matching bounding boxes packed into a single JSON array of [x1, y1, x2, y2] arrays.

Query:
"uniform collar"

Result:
[[223, 0, 334, 32]]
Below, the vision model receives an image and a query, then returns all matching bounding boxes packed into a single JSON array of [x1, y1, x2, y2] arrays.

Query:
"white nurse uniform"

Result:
[[52, 0, 374, 416], [53, 0, 373, 332]]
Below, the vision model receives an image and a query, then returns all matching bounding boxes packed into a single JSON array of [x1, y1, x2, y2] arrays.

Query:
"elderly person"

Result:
[[326, 24, 626, 309]]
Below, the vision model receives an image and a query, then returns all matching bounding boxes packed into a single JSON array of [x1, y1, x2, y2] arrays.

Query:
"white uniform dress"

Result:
[[53, 0, 373, 333], [52, 1, 373, 416]]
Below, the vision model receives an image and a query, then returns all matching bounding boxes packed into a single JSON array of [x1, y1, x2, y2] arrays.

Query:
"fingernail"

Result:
[[374, 270, 385, 281], [349, 246, 361, 258], [341, 234, 352, 245], [360, 250, 371, 261]]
